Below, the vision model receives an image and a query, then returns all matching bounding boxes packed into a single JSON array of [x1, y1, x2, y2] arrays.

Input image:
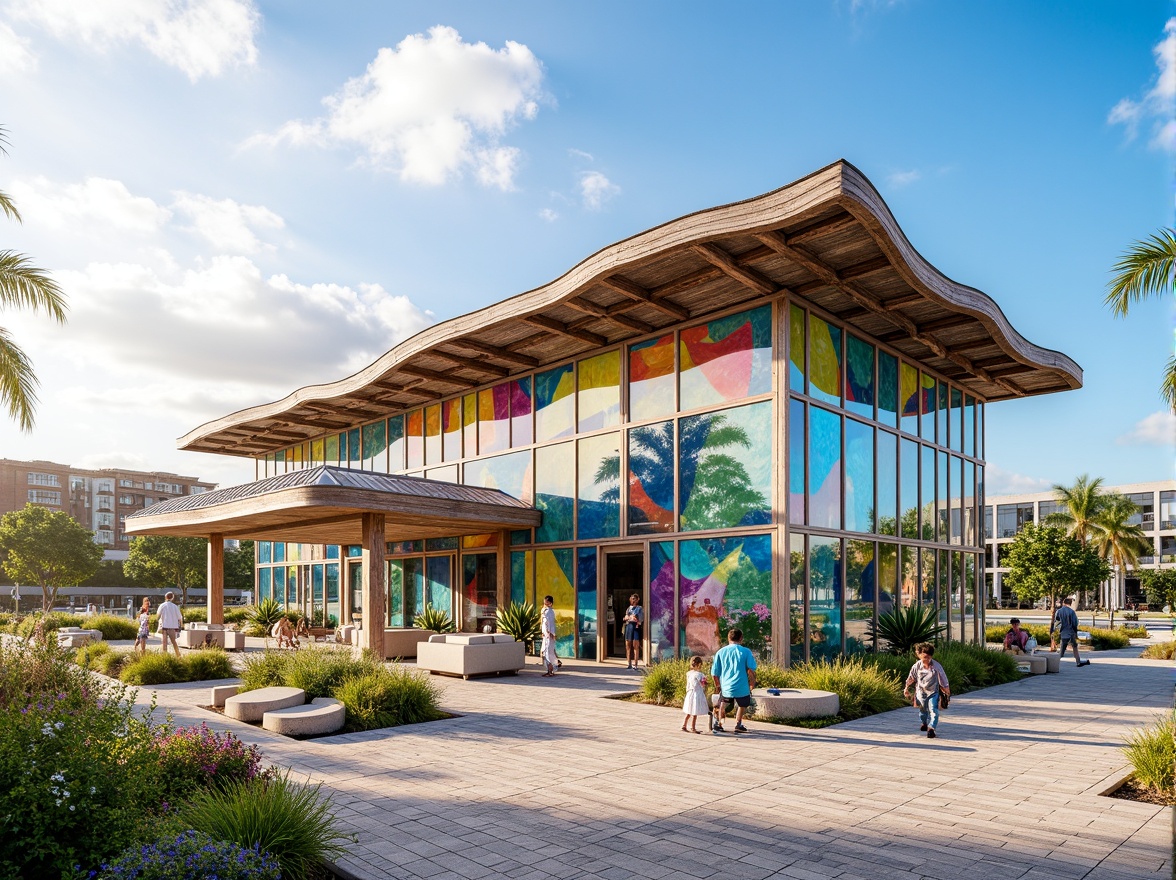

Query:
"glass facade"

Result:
[[255, 296, 986, 661]]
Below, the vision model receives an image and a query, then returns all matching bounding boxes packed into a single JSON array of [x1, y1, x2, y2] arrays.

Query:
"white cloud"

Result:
[[9, 176, 171, 233], [568, 148, 594, 162], [251, 25, 546, 189], [171, 192, 284, 253], [0, 20, 35, 73], [1116, 410, 1176, 447], [1109, 17, 1176, 151], [579, 171, 618, 210], [985, 463, 1052, 496], [6, 0, 260, 81], [538, 207, 558, 222], [887, 169, 921, 188]]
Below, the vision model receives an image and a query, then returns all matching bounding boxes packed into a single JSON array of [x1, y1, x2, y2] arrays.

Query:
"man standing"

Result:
[[157, 591, 183, 658], [710, 628, 757, 734], [540, 595, 558, 677], [1054, 597, 1090, 667]]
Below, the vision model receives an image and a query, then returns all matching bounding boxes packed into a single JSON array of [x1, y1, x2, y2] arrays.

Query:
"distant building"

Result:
[[984, 480, 1176, 608], [0, 458, 216, 561]]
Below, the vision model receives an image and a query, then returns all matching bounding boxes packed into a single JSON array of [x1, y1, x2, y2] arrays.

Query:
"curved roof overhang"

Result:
[[125, 466, 541, 543], [181, 159, 1081, 458]]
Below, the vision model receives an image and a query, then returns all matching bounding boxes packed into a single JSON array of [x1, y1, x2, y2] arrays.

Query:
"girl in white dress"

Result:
[[681, 655, 709, 733]]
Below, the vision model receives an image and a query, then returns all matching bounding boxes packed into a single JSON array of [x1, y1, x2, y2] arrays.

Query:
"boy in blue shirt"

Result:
[[710, 628, 757, 733]]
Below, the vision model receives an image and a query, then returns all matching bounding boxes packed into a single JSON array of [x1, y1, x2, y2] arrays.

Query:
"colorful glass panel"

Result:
[[258, 567, 271, 602], [845, 418, 874, 533], [788, 398, 805, 525], [679, 402, 771, 531], [404, 557, 424, 621], [789, 533, 806, 662], [878, 542, 897, 623], [808, 315, 841, 406], [442, 398, 462, 462], [629, 334, 675, 422], [425, 537, 458, 552], [310, 438, 324, 467], [577, 432, 620, 540], [900, 362, 919, 435], [424, 404, 441, 465], [845, 335, 875, 419], [788, 304, 805, 393], [511, 378, 533, 447], [462, 393, 477, 455], [901, 546, 918, 607], [535, 363, 575, 442], [362, 420, 387, 471], [405, 410, 423, 469], [876, 430, 897, 536], [809, 535, 841, 661], [535, 548, 575, 657], [535, 442, 574, 543], [627, 421, 674, 534], [679, 306, 771, 411], [577, 350, 621, 432], [388, 541, 423, 555], [477, 384, 511, 454], [845, 539, 874, 656], [510, 550, 532, 605], [461, 553, 497, 633], [324, 433, 339, 465], [808, 406, 841, 530], [273, 566, 286, 607], [649, 541, 675, 661], [462, 533, 498, 549], [577, 548, 597, 660], [463, 450, 532, 503], [426, 555, 451, 618], [259, 541, 272, 563], [680, 534, 772, 661], [877, 351, 898, 428], [387, 560, 403, 627]]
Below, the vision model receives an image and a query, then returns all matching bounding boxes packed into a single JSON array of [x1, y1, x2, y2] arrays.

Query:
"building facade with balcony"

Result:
[[983, 480, 1176, 608]]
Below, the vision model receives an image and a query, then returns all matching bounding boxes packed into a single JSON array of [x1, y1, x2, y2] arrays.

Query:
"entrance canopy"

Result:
[[124, 465, 541, 544]]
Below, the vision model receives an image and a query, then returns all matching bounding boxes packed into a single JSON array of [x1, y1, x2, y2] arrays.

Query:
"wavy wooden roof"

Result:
[[181, 160, 1081, 458]]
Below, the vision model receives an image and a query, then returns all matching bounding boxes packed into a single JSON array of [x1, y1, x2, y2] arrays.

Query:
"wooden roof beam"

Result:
[[564, 296, 654, 334], [597, 275, 690, 320], [523, 314, 607, 347], [691, 243, 778, 295], [396, 364, 480, 388], [428, 350, 511, 378], [449, 339, 539, 368]]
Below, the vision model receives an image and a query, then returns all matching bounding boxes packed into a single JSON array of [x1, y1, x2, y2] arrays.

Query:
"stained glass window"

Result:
[[535, 548, 575, 657], [462, 393, 477, 455], [477, 384, 511, 454], [877, 351, 898, 428], [324, 434, 339, 466], [535, 364, 575, 442], [442, 398, 462, 462], [788, 398, 805, 525], [900, 362, 919, 435], [808, 406, 841, 530], [424, 404, 441, 465], [789, 533, 806, 663], [463, 450, 532, 503], [649, 541, 675, 662], [808, 315, 841, 406], [680, 534, 771, 661], [809, 535, 841, 661], [426, 555, 451, 618], [679, 402, 771, 531], [679, 306, 771, 411], [535, 442, 574, 543], [845, 418, 874, 533], [387, 560, 404, 627], [258, 567, 271, 602], [273, 566, 286, 607], [627, 421, 674, 534], [577, 548, 597, 659], [511, 378, 533, 447], [578, 350, 620, 432], [629, 334, 675, 422], [788, 304, 805, 393], [461, 553, 497, 633], [845, 335, 875, 419], [845, 539, 874, 656], [362, 420, 387, 471], [876, 430, 897, 536], [406, 410, 423, 469], [387, 416, 404, 472], [462, 534, 498, 549], [919, 373, 937, 441], [310, 438, 324, 468], [577, 433, 620, 540], [510, 550, 533, 605]]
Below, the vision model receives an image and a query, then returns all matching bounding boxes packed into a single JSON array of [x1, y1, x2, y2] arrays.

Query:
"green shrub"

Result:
[[640, 657, 695, 705], [183, 647, 236, 682], [74, 640, 112, 669], [0, 612, 14, 631], [156, 724, 264, 799], [984, 622, 1052, 644], [239, 649, 295, 692], [179, 774, 352, 880], [120, 652, 189, 685], [868, 605, 945, 654], [1117, 625, 1149, 639], [1141, 641, 1176, 660], [86, 613, 138, 640], [1088, 628, 1130, 650], [752, 661, 788, 688], [495, 601, 542, 647], [16, 611, 85, 639], [97, 649, 134, 679], [282, 648, 380, 699], [182, 607, 208, 623], [778, 657, 904, 719], [89, 830, 281, 880], [934, 642, 991, 690], [335, 665, 445, 731], [1121, 713, 1175, 793], [223, 607, 251, 625], [861, 652, 915, 682], [413, 603, 455, 633]]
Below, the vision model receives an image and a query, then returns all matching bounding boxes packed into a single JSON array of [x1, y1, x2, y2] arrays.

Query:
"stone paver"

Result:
[[136, 646, 1173, 880]]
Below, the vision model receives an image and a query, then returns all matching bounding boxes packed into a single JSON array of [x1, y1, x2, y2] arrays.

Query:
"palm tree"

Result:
[[1044, 474, 1106, 547], [1092, 493, 1152, 625], [0, 125, 66, 431], [1105, 228, 1176, 411]]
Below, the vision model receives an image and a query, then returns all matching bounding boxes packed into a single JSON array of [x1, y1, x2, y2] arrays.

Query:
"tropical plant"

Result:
[[1044, 474, 1106, 546], [334, 665, 445, 731], [0, 505, 104, 611], [867, 604, 945, 654], [247, 597, 285, 637], [1003, 525, 1109, 632], [0, 125, 68, 431], [495, 600, 542, 647], [1105, 228, 1176, 410], [1092, 494, 1152, 626], [178, 774, 352, 880], [413, 603, 455, 633], [1121, 712, 1175, 794], [88, 830, 282, 880]]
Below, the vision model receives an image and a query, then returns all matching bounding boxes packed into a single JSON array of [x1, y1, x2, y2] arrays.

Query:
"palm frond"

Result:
[[1162, 353, 1176, 414], [0, 326, 38, 431], [1105, 228, 1176, 317], [0, 190, 20, 223], [0, 251, 66, 320]]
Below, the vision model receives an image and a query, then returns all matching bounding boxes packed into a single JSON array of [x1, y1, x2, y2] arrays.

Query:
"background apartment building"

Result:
[[984, 480, 1176, 608], [0, 458, 216, 561]]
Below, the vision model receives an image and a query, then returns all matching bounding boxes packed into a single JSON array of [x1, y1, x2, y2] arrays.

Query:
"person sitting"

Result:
[[272, 616, 298, 649], [1003, 618, 1030, 654], [294, 616, 310, 641]]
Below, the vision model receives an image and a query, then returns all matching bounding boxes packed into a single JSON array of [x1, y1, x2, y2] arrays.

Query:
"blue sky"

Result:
[[0, 1, 1171, 495]]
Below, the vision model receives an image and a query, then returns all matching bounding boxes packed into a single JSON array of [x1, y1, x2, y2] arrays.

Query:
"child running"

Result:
[[903, 642, 950, 739], [681, 655, 708, 733]]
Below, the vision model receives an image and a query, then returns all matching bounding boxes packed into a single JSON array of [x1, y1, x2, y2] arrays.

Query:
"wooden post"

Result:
[[207, 534, 224, 625], [360, 513, 386, 657], [496, 530, 511, 627]]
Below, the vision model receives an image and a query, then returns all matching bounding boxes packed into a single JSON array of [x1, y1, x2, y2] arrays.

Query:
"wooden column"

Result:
[[207, 534, 224, 625], [497, 530, 511, 622], [360, 513, 386, 657]]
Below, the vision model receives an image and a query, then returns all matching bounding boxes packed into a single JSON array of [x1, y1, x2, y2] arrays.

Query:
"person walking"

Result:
[[540, 595, 558, 677], [710, 629, 757, 734], [134, 599, 151, 656], [622, 593, 644, 669], [680, 655, 708, 733], [156, 592, 183, 658], [904, 642, 950, 739], [1054, 598, 1090, 667]]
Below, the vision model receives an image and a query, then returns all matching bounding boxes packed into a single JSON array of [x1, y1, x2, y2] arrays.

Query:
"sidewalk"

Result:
[[142, 649, 1173, 880]]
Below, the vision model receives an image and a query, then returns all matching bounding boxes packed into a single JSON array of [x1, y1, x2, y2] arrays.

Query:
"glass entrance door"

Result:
[[604, 552, 644, 660], [461, 553, 497, 632]]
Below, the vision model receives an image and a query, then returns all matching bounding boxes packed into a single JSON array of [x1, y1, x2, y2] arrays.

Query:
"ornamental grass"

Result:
[[1121, 713, 1175, 794], [1140, 641, 1176, 660], [335, 666, 446, 731]]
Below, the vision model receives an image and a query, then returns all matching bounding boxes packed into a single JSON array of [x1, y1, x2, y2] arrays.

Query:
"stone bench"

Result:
[[384, 627, 436, 659], [1031, 651, 1061, 673], [210, 684, 239, 707], [57, 627, 103, 649], [1012, 654, 1048, 675], [417, 633, 525, 679], [752, 688, 839, 720], [223, 686, 305, 722], [178, 626, 245, 651], [262, 697, 345, 736]]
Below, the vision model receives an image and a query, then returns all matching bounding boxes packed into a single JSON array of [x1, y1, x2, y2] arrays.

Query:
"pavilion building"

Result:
[[127, 160, 1081, 664]]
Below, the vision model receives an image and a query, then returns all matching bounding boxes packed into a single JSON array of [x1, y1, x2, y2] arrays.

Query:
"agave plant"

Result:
[[247, 597, 285, 637], [494, 601, 542, 648], [412, 603, 455, 633], [867, 605, 945, 655]]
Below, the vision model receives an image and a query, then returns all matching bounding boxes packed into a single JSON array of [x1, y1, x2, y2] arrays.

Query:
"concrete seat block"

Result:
[[1014, 655, 1048, 675], [262, 697, 345, 736], [210, 684, 239, 707], [1032, 651, 1061, 673], [753, 688, 840, 720], [224, 686, 305, 722], [383, 627, 435, 659], [417, 638, 525, 679]]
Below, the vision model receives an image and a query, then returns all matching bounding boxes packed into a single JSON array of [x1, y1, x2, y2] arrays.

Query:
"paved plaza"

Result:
[[143, 645, 1173, 880]]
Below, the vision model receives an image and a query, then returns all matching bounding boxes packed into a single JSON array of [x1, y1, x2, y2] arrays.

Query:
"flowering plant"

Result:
[[719, 603, 772, 657], [156, 723, 265, 798], [84, 830, 281, 880]]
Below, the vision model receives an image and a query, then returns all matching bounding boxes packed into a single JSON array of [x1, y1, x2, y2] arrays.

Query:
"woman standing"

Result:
[[903, 642, 950, 739], [622, 593, 643, 669]]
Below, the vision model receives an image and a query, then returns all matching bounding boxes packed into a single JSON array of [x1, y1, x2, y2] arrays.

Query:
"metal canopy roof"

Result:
[[125, 466, 541, 544], [180, 160, 1082, 457]]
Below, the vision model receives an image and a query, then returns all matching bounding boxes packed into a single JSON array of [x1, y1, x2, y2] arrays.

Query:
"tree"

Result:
[[0, 504, 103, 611], [1003, 524, 1109, 636], [124, 535, 207, 607], [1045, 474, 1106, 546], [224, 540, 255, 592], [0, 126, 68, 430], [1092, 494, 1151, 621], [1105, 228, 1176, 411], [1138, 569, 1176, 611]]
